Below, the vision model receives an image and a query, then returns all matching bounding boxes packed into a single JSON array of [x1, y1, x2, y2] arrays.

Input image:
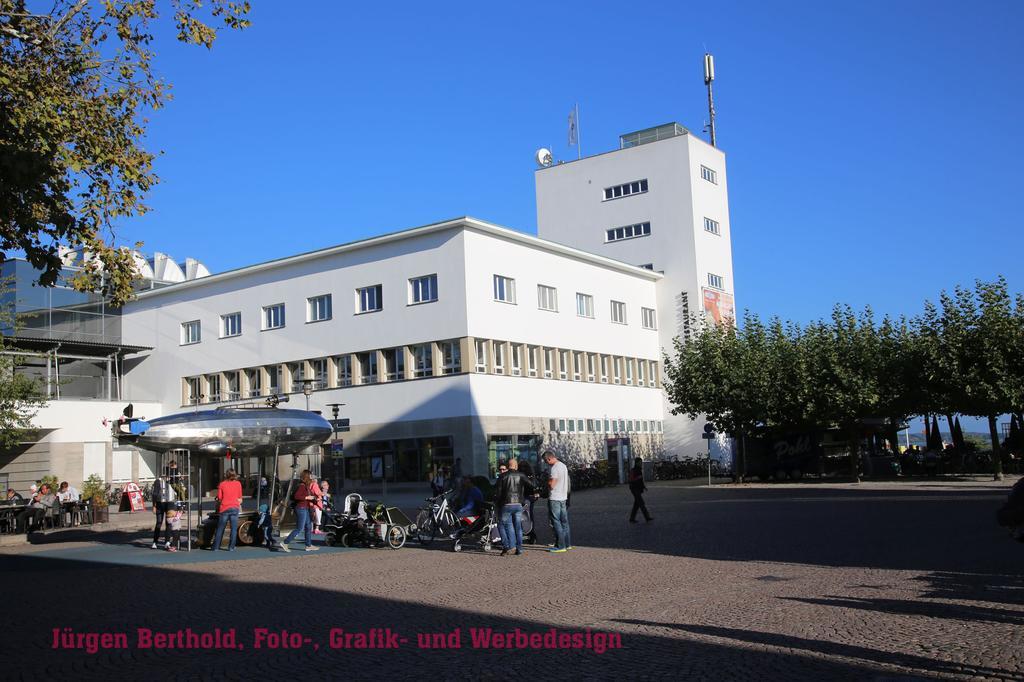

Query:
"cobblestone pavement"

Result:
[[4, 479, 1022, 680]]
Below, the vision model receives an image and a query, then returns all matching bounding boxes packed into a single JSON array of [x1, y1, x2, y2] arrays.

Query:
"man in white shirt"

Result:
[[543, 451, 571, 553]]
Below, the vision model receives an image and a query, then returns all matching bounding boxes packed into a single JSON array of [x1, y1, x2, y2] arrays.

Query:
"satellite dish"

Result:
[[535, 148, 553, 167]]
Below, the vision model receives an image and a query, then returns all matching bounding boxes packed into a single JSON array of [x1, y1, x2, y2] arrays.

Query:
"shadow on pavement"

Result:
[[556, 484, 1022, 575], [0, 552, 949, 679], [779, 595, 1024, 626], [613, 620, 1024, 681]]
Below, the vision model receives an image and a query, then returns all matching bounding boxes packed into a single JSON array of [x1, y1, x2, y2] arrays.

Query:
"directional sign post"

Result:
[[329, 418, 350, 433], [701, 424, 716, 487]]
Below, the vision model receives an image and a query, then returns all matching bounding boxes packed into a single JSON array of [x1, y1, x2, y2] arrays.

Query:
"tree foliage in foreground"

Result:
[[663, 277, 1023, 481], [1, 0, 250, 306]]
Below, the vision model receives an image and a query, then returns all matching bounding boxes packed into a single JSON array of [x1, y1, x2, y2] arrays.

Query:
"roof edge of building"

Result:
[[131, 216, 661, 301]]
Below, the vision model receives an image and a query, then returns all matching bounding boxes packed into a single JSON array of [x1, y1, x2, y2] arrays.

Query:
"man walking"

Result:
[[543, 451, 571, 553]]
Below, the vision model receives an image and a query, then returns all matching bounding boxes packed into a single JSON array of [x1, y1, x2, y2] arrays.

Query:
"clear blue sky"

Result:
[[130, 2, 1022, 330]]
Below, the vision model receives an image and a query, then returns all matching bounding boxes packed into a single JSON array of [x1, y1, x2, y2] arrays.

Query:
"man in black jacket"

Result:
[[494, 459, 536, 556]]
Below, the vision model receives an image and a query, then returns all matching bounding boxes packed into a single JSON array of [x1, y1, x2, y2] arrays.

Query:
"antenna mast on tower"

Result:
[[703, 53, 717, 147]]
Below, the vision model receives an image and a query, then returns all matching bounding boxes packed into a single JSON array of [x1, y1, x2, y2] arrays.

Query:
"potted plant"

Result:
[[81, 474, 109, 524]]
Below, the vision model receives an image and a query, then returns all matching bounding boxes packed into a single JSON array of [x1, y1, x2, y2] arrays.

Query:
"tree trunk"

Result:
[[848, 427, 861, 483], [945, 414, 956, 447], [988, 414, 1004, 481]]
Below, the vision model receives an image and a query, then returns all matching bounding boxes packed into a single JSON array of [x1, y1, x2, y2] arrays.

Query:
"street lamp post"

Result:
[[326, 402, 345, 494]]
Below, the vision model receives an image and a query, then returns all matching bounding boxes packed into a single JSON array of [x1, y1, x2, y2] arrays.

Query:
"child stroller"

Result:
[[325, 493, 407, 549], [452, 501, 497, 553]]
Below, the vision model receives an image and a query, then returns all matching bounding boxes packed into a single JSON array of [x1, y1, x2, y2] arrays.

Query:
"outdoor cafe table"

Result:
[[0, 503, 28, 534]]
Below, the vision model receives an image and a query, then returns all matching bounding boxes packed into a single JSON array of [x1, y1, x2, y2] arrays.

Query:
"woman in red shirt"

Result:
[[283, 470, 320, 551], [213, 469, 244, 551]]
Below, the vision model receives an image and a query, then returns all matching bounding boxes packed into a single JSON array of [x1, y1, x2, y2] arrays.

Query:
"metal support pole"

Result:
[[708, 438, 712, 487]]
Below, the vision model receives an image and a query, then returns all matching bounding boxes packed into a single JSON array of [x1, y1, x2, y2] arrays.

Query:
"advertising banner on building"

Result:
[[702, 288, 735, 326]]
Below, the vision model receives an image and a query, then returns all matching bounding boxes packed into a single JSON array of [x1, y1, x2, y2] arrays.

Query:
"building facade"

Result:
[[120, 218, 667, 485], [535, 123, 736, 458]]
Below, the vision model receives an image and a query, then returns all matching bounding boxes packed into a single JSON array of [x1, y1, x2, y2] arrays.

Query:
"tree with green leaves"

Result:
[[0, 301, 45, 448], [1, 0, 250, 306]]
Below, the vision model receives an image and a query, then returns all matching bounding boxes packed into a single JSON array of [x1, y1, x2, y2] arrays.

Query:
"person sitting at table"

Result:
[[6, 488, 24, 503], [16, 483, 57, 533], [56, 481, 80, 526]]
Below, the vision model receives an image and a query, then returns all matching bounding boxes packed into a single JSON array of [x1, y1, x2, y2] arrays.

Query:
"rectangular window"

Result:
[[576, 293, 594, 318], [268, 365, 282, 394], [493, 341, 506, 375], [510, 345, 522, 376], [357, 285, 383, 313], [543, 348, 554, 379], [637, 360, 646, 387], [604, 418, 611, 432], [263, 303, 285, 330], [412, 344, 433, 377], [572, 352, 581, 381], [384, 348, 405, 381], [220, 312, 241, 338], [558, 419, 566, 432], [527, 346, 538, 377], [602, 178, 648, 201], [537, 284, 558, 312], [586, 353, 595, 382], [247, 369, 262, 397], [700, 165, 717, 184], [577, 419, 584, 432], [605, 221, 651, 243], [358, 352, 378, 384], [704, 217, 721, 235], [558, 350, 568, 380], [409, 274, 438, 304], [337, 356, 352, 386], [307, 294, 332, 322], [475, 339, 488, 373], [181, 320, 201, 345], [600, 355, 608, 383], [708, 273, 724, 290], [613, 357, 622, 385], [207, 374, 221, 402], [649, 361, 658, 388], [586, 419, 594, 432], [441, 341, 461, 374], [610, 300, 627, 325], [625, 359, 633, 385], [493, 275, 516, 304], [186, 377, 201, 404], [310, 359, 328, 389], [642, 307, 657, 330], [567, 419, 575, 433]]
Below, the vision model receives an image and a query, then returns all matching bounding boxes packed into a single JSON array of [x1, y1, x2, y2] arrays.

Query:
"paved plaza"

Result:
[[4, 478, 1023, 680]]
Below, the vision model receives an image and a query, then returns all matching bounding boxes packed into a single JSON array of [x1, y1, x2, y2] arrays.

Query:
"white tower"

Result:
[[535, 122, 736, 458]]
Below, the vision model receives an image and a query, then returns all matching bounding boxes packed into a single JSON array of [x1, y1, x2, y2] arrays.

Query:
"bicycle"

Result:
[[414, 491, 460, 545]]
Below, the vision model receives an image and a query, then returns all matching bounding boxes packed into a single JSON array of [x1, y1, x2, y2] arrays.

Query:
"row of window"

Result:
[[605, 221, 651, 243], [180, 274, 440, 344], [492, 276, 656, 329], [472, 339, 659, 386], [603, 178, 648, 201], [601, 164, 717, 206], [181, 338, 661, 405], [550, 417, 664, 435]]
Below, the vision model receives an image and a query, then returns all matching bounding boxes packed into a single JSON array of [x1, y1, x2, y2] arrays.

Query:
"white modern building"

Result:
[[120, 217, 667, 487], [536, 122, 736, 457], [1, 120, 736, 494]]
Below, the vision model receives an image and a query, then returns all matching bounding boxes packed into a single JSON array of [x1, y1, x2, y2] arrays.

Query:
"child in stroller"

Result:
[[452, 501, 496, 552]]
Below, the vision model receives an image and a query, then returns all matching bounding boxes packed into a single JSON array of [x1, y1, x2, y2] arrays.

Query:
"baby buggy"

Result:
[[325, 493, 409, 549], [452, 501, 496, 553]]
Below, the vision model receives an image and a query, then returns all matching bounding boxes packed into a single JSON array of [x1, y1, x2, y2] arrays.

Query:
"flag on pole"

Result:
[[567, 105, 578, 147]]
